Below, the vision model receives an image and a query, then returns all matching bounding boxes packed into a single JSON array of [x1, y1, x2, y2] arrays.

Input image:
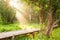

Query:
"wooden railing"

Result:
[[0, 28, 40, 40]]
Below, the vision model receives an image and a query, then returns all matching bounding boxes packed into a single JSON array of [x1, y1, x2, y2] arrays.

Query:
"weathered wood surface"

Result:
[[0, 28, 40, 39]]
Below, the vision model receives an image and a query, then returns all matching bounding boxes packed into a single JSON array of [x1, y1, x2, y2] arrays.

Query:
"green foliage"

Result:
[[51, 28, 60, 40], [0, 0, 16, 24], [15, 35, 31, 40], [14, 28, 60, 40], [0, 23, 21, 32], [0, 0, 60, 40], [0, 23, 60, 40]]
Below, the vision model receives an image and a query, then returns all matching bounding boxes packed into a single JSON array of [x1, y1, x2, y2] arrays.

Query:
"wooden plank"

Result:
[[0, 28, 40, 39]]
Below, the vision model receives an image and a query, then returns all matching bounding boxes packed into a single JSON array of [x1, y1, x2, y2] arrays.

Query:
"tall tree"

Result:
[[45, 0, 60, 36]]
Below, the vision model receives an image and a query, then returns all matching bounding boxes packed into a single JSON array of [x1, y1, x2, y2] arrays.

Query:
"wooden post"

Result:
[[11, 36, 14, 40]]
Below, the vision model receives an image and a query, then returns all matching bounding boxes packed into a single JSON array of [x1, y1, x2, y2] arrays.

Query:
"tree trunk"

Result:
[[45, 12, 53, 36], [39, 3, 45, 24], [45, 0, 53, 36]]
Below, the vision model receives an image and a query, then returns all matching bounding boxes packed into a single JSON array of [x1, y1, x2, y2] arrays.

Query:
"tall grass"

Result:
[[0, 23, 21, 32]]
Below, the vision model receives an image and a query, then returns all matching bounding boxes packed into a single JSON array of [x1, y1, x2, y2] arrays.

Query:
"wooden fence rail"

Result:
[[0, 28, 40, 40]]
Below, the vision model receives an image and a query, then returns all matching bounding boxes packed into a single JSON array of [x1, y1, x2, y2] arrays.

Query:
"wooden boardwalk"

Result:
[[0, 28, 40, 39]]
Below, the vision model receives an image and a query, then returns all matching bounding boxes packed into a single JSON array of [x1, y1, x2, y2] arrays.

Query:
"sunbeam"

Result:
[[9, 0, 28, 29]]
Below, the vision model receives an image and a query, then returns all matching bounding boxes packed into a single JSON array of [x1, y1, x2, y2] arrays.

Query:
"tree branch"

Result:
[[53, 19, 60, 25], [53, 24, 58, 28]]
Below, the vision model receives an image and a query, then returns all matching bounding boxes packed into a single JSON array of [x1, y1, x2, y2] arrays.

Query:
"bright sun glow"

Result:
[[9, 0, 26, 14], [9, 0, 28, 29], [9, 0, 23, 9]]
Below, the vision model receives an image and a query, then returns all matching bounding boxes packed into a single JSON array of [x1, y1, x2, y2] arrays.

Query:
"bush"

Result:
[[0, 0, 16, 24]]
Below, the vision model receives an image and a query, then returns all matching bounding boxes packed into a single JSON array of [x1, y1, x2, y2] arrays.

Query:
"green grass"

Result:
[[24, 23, 45, 29], [14, 28, 60, 40], [0, 23, 21, 32], [13, 23, 60, 40], [50, 28, 60, 40], [0, 23, 60, 40]]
